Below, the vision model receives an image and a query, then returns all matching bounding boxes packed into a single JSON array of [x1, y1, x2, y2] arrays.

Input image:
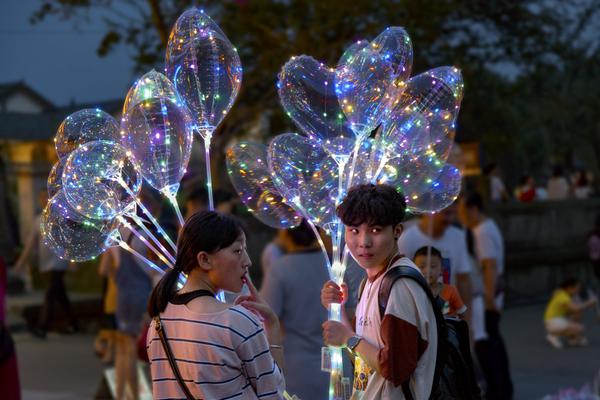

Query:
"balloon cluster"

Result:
[[226, 27, 463, 400], [41, 8, 241, 279]]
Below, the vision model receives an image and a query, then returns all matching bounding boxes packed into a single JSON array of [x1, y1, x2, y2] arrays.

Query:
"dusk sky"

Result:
[[1, 2, 137, 106]]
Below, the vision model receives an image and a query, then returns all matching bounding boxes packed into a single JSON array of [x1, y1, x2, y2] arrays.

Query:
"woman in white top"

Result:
[[147, 211, 285, 399]]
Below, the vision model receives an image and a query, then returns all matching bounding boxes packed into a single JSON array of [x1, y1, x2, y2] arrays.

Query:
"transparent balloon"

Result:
[[278, 55, 356, 158], [41, 190, 117, 262], [47, 161, 64, 198], [344, 137, 386, 188], [54, 109, 120, 160], [226, 142, 302, 229], [121, 70, 194, 197], [335, 42, 394, 136], [371, 27, 413, 102], [166, 8, 242, 135], [62, 140, 142, 220], [268, 133, 340, 229], [401, 163, 462, 213]]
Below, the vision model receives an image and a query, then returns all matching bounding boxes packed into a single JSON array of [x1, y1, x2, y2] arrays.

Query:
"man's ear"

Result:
[[393, 223, 403, 240], [196, 251, 212, 272]]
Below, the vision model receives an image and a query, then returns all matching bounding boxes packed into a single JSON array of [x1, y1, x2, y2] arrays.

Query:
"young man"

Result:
[[458, 191, 513, 400], [321, 184, 437, 399]]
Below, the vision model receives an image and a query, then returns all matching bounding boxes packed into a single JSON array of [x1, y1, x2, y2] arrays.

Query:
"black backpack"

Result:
[[360, 265, 482, 400]]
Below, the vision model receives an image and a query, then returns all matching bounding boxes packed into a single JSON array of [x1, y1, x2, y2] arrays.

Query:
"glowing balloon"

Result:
[[62, 140, 142, 220], [268, 133, 340, 230], [335, 42, 394, 136], [344, 137, 386, 187], [54, 109, 120, 160], [47, 161, 64, 198], [41, 190, 117, 262], [371, 27, 413, 90], [121, 70, 194, 197], [166, 8, 242, 136], [278, 55, 356, 158], [226, 142, 302, 229], [402, 163, 462, 213]]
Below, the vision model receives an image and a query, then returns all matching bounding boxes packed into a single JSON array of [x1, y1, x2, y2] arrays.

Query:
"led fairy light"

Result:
[[166, 8, 242, 211]]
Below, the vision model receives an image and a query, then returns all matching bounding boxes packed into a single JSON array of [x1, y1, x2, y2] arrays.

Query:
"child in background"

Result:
[[413, 246, 467, 317], [544, 278, 597, 349]]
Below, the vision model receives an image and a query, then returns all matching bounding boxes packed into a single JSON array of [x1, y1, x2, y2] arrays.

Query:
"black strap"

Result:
[[171, 289, 215, 305], [154, 316, 195, 400], [378, 265, 448, 400]]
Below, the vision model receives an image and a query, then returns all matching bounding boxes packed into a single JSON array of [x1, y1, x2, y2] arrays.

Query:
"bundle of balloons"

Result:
[[226, 27, 463, 400], [41, 8, 241, 282]]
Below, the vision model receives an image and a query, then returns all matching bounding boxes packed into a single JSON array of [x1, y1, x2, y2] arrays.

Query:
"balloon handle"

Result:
[[204, 133, 215, 211], [118, 216, 175, 268]]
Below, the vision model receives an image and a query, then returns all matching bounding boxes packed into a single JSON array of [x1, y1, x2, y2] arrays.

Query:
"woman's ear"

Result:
[[196, 251, 212, 272]]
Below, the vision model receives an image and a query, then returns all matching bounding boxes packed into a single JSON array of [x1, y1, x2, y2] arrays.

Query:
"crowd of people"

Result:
[[3, 176, 600, 400], [485, 163, 597, 203]]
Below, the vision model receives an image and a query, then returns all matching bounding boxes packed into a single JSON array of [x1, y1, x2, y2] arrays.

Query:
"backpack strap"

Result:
[[378, 265, 448, 400]]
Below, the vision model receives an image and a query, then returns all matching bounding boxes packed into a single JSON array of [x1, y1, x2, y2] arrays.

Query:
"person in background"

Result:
[[459, 191, 513, 400], [14, 190, 78, 338], [184, 180, 209, 220], [573, 169, 593, 199], [413, 246, 467, 317], [544, 278, 597, 349], [214, 189, 237, 214], [514, 175, 536, 202], [261, 220, 330, 399], [260, 230, 287, 277], [0, 256, 20, 400], [94, 253, 119, 364], [484, 163, 509, 203], [547, 165, 570, 200]]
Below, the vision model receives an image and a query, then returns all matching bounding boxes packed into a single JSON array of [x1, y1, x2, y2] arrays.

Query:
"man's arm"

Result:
[[456, 272, 472, 323], [480, 258, 498, 311]]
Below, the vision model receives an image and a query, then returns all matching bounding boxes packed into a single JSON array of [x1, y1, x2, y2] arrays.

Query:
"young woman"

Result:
[[147, 211, 285, 399]]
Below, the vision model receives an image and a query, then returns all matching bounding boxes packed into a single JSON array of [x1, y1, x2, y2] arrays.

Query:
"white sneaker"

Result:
[[546, 334, 563, 349]]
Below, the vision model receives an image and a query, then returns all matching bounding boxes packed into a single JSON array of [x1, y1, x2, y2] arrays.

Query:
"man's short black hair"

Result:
[[414, 246, 443, 260], [287, 219, 317, 247], [559, 277, 579, 290], [336, 184, 406, 227], [464, 191, 485, 211]]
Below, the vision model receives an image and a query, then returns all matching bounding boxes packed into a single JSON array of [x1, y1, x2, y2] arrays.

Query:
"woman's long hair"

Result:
[[148, 211, 244, 317]]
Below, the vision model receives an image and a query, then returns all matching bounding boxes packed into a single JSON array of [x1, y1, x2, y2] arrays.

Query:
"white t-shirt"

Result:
[[352, 257, 437, 400], [397, 224, 472, 285], [472, 218, 505, 310], [547, 177, 570, 200], [490, 176, 505, 201]]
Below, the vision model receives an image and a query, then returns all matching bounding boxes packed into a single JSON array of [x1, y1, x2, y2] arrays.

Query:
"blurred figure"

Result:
[[573, 169, 592, 199], [514, 175, 536, 202], [14, 190, 77, 338], [484, 162, 509, 203], [544, 278, 597, 349], [94, 251, 119, 364], [0, 256, 20, 400], [547, 165, 570, 200], [260, 229, 286, 277], [397, 204, 473, 321], [413, 246, 467, 317], [183, 179, 209, 220], [459, 192, 513, 400], [588, 215, 600, 288], [260, 220, 329, 400], [214, 189, 237, 214]]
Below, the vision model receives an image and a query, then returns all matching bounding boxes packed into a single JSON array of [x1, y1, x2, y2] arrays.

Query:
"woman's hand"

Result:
[[322, 320, 354, 347], [321, 280, 348, 310], [235, 275, 280, 332]]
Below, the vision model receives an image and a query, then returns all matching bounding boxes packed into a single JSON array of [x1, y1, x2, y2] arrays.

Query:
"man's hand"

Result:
[[322, 320, 354, 347], [321, 280, 348, 310]]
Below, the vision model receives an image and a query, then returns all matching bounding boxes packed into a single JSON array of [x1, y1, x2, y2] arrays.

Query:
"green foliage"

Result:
[[30, 0, 600, 186]]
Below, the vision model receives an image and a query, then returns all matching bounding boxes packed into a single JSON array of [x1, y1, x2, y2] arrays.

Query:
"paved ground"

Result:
[[7, 294, 600, 399]]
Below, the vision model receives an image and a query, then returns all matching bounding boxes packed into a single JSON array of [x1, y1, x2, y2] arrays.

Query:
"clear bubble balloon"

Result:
[[401, 163, 462, 213], [41, 190, 118, 262], [226, 141, 302, 229], [344, 137, 386, 187], [47, 161, 64, 198], [335, 42, 394, 136], [268, 133, 340, 229], [278, 55, 356, 157], [62, 140, 142, 220], [371, 27, 413, 90], [121, 70, 194, 197], [54, 108, 120, 160], [166, 8, 242, 136]]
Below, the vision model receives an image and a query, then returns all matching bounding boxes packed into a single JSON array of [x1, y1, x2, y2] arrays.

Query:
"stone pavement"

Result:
[[8, 296, 600, 400]]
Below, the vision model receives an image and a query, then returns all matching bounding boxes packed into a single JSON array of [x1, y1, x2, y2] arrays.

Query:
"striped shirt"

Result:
[[147, 303, 285, 400]]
